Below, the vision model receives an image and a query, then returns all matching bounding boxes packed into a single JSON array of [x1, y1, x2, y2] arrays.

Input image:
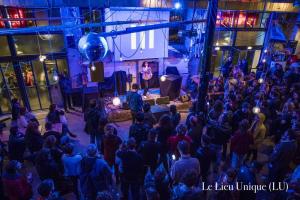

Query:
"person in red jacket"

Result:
[[167, 124, 192, 158], [230, 119, 253, 168], [2, 160, 32, 200]]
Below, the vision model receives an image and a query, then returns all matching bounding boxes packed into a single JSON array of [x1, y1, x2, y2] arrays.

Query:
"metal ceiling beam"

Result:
[[0, 19, 168, 35], [0, 19, 205, 35], [99, 19, 206, 37]]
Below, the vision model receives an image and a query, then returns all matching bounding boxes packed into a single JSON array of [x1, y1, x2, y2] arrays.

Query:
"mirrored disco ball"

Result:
[[78, 32, 108, 62]]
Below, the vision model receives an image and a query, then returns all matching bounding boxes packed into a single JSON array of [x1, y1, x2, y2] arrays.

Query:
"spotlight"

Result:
[[215, 46, 220, 51], [216, 42, 219, 46], [172, 154, 176, 160], [112, 96, 121, 106], [160, 75, 167, 82], [258, 78, 264, 84], [262, 59, 266, 63], [120, 55, 123, 61], [247, 46, 253, 50], [53, 74, 59, 82], [264, 49, 268, 53], [184, 56, 189, 62], [174, 2, 181, 9], [91, 64, 96, 71], [39, 55, 46, 62], [252, 106, 261, 114]]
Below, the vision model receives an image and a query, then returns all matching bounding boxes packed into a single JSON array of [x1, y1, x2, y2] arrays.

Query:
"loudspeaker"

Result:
[[180, 94, 190, 103], [90, 62, 104, 82], [156, 96, 170, 105], [160, 75, 182, 100], [143, 98, 155, 106]]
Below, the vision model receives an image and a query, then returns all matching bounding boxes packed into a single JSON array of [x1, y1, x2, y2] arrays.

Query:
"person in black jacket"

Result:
[[156, 114, 174, 170], [25, 121, 44, 154], [206, 111, 232, 169], [232, 102, 252, 131], [8, 126, 25, 163], [129, 112, 150, 148], [46, 104, 60, 124], [170, 105, 181, 129], [59, 72, 73, 112], [84, 99, 105, 152], [116, 138, 143, 200], [11, 98, 20, 121], [196, 134, 214, 184], [138, 129, 161, 175]]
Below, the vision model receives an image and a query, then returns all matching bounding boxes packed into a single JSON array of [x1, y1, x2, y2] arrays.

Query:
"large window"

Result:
[[14, 34, 65, 55], [214, 31, 233, 46], [0, 36, 11, 56], [235, 31, 265, 46], [216, 11, 268, 28]]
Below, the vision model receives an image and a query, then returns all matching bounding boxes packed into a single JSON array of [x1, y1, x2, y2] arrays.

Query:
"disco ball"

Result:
[[78, 32, 108, 62]]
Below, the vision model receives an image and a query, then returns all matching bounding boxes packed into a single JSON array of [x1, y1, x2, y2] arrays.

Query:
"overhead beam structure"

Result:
[[0, 19, 205, 36]]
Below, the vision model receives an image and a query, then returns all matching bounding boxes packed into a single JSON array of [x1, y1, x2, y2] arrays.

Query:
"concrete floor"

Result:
[[0, 110, 188, 199], [1, 109, 273, 199]]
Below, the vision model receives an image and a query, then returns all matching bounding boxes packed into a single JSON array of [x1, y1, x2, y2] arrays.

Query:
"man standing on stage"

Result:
[[127, 83, 143, 123]]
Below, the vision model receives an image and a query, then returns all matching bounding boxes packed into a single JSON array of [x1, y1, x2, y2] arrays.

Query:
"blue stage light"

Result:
[[174, 2, 181, 9]]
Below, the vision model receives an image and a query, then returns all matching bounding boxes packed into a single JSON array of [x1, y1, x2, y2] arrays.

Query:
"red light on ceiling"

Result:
[[7, 8, 26, 28], [0, 15, 5, 28]]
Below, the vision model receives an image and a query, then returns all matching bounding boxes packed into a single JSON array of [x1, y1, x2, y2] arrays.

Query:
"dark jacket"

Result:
[[84, 108, 101, 135], [144, 112, 157, 128], [138, 140, 161, 172], [59, 76, 72, 94], [129, 123, 150, 147], [8, 132, 26, 162], [196, 146, 214, 180], [116, 150, 143, 183], [270, 139, 298, 170], [232, 110, 252, 131], [35, 148, 62, 181], [156, 126, 174, 154], [102, 134, 122, 166], [207, 120, 232, 146], [126, 91, 143, 112], [25, 130, 43, 153], [11, 102, 20, 121], [170, 112, 181, 129], [80, 156, 113, 199], [47, 111, 60, 124]]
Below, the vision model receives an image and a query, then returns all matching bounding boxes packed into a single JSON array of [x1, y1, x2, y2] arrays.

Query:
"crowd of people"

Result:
[[0, 56, 300, 200]]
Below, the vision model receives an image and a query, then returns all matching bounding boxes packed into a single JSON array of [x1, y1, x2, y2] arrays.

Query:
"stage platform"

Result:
[[106, 88, 192, 122]]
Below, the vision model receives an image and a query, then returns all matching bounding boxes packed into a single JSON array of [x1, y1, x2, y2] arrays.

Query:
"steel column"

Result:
[[197, 0, 218, 114]]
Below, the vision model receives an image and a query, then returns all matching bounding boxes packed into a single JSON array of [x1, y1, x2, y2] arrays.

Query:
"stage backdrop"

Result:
[[105, 7, 169, 61]]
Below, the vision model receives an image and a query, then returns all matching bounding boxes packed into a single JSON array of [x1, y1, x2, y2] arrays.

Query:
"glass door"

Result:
[[20, 61, 42, 110], [31, 60, 51, 109], [0, 66, 12, 114], [0, 63, 23, 113], [44, 60, 62, 107]]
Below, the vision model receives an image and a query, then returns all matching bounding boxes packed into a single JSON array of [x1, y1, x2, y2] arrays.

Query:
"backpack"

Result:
[[129, 124, 149, 146]]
